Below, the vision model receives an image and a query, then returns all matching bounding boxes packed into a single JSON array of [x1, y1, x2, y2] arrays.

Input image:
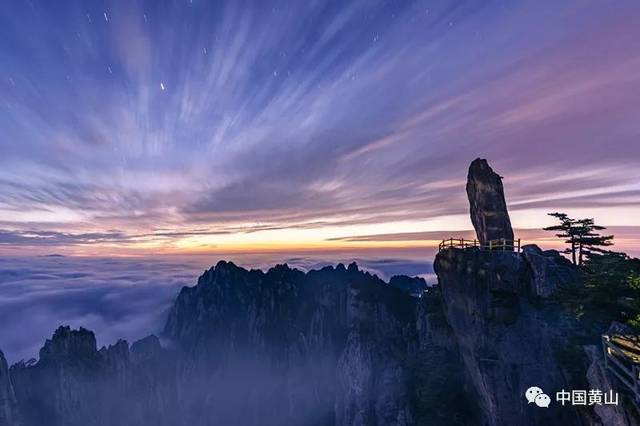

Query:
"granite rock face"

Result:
[[388, 276, 428, 296], [0, 351, 19, 426], [7, 327, 178, 426], [522, 244, 580, 298], [466, 158, 514, 245], [163, 261, 468, 425], [434, 247, 581, 426], [430, 158, 637, 425]]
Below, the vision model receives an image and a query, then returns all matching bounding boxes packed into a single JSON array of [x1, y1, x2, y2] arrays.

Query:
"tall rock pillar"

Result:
[[466, 158, 514, 245]]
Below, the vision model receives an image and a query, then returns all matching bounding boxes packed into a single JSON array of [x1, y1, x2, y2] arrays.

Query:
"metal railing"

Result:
[[602, 335, 640, 404], [438, 238, 522, 253]]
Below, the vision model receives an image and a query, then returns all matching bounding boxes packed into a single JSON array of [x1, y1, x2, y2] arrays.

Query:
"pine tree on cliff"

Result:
[[544, 213, 579, 264], [544, 213, 613, 265], [573, 218, 613, 265]]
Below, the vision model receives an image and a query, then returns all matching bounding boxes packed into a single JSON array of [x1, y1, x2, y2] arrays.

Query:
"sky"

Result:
[[1, 0, 640, 256]]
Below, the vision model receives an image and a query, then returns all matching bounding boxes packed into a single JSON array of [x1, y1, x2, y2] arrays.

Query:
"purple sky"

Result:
[[0, 1, 639, 255]]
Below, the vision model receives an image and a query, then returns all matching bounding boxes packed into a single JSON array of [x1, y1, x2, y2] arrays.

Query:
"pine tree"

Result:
[[574, 218, 614, 265], [543, 212, 579, 265], [543, 213, 614, 266]]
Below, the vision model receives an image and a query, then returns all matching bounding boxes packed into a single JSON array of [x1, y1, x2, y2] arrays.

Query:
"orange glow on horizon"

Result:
[[5, 230, 638, 259]]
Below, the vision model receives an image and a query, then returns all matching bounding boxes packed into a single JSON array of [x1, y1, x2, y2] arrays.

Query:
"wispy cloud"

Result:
[[0, 1, 638, 254], [0, 255, 200, 362]]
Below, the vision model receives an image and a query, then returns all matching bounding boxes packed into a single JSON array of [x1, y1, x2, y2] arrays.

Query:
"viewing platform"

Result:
[[438, 238, 522, 253], [602, 334, 640, 404]]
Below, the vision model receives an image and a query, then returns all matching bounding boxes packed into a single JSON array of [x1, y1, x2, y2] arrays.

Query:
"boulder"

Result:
[[522, 244, 579, 298], [466, 158, 514, 245]]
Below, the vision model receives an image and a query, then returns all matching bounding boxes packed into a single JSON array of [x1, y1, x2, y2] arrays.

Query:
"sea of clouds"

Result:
[[0, 254, 433, 363]]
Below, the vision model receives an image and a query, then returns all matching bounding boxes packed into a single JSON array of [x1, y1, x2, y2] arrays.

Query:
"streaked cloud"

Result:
[[0, 0, 638, 254]]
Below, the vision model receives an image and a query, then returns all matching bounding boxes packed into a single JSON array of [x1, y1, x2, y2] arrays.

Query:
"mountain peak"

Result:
[[39, 326, 97, 363]]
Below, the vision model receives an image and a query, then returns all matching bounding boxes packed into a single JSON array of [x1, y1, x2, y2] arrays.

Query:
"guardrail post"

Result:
[[634, 365, 639, 403]]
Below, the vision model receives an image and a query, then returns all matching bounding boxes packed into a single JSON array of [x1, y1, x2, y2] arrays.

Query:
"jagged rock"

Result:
[[164, 260, 423, 425], [466, 158, 514, 245], [415, 288, 454, 350], [3, 261, 478, 426], [337, 329, 412, 426], [412, 289, 475, 425], [127, 336, 179, 426], [98, 339, 130, 389], [130, 335, 163, 363], [10, 326, 123, 426], [522, 244, 580, 297], [388, 275, 427, 296], [9, 327, 179, 426], [0, 350, 20, 426], [39, 326, 98, 363], [336, 272, 416, 426]]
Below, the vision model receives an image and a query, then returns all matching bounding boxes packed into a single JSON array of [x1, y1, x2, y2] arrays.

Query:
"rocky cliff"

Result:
[[7, 326, 179, 426], [435, 243, 640, 426], [162, 261, 473, 425], [434, 247, 581, 425], [1, 262, 474, 426], [433, 159, 637, 426], [0, 351, 19, 426]]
